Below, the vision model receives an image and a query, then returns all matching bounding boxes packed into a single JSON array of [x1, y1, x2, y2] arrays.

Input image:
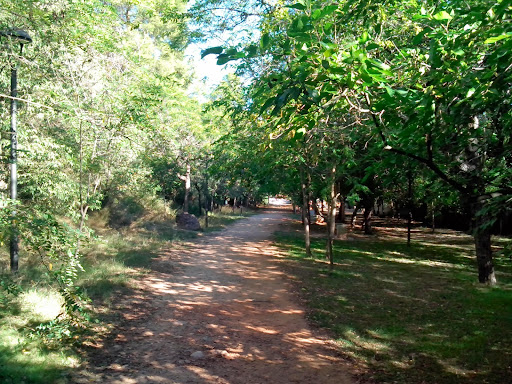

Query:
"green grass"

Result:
[[274, 227, 512, 384]]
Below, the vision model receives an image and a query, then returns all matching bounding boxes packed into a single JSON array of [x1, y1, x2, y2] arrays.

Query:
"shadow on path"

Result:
[[77, 211, 356, 384]]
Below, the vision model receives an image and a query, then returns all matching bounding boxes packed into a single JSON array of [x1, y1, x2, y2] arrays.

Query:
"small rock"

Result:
[[190, 351, 205, 359], [176, 212, 201, 231]]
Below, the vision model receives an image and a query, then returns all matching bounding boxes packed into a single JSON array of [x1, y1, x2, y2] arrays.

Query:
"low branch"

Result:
[[364, 93, 469, 195], [0, 93, 54, 110]]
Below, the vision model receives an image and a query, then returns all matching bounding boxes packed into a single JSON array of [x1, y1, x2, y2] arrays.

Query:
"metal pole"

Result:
[[10, 62, 19, 273], [205, 156, 209, 228], [407, 170, 412, 247], [1, 30, 31, 273]]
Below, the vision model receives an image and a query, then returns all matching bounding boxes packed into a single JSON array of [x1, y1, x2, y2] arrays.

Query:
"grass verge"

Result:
[[274, 224, 512, 384]]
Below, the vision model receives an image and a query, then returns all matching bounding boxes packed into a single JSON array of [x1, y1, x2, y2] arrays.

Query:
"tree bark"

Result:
[[362, 199, 374, 235], [184, 163, 191, 213], [300, 168, 312, 257], [473, 200, 497, 285], [326, 168, 337, 270], [179, 163, 191, 213], [407, 170, 413, 246], [351, 206, 359, 227], [195, 183, 202, 216]]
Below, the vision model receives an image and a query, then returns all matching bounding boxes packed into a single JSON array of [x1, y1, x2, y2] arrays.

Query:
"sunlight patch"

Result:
[[377, 255, 466, 269], [246, 325, 280, 334], [342, 329, 391, 352], [20, 288, 64, 322]]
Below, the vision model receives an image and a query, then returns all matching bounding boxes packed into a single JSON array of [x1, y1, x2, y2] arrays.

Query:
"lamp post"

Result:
[[0, 28, 32, 273]]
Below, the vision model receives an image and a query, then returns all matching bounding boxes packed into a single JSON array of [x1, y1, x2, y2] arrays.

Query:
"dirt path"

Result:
[[79, 211, 356, 384]]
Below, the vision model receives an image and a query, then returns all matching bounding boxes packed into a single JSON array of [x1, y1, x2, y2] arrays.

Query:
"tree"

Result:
[[201, 0, 512, 284]]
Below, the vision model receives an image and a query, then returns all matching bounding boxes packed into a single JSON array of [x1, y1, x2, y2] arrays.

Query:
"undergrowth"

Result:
[[0, 203, 254, 383]]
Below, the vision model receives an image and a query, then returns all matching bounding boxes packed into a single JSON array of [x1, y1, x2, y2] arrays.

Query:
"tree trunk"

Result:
[[362, 199, 373, 235], [326, 168, 337, 270], [431, 202, 435, 233], [351, 206, 359, 227], [196, 183, 202, 217], [474, 228, 496, 284], [205, 198, 209, 228], [473, 200, 497, 284], [300, 168, 312, 257], [311, 199, 322, 219], [180, 163, 191, 213], [407, 170, 413, 246]]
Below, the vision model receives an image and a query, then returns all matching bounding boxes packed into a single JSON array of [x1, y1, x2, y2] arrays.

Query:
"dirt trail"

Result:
[[79, 211, 355, 384]]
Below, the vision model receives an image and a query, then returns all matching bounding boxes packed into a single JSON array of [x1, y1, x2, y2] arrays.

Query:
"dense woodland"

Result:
[[0, 0, 511, 382]]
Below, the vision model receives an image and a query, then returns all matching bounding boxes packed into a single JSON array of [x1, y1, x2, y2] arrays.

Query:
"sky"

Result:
[[185, 40, 234, 101]]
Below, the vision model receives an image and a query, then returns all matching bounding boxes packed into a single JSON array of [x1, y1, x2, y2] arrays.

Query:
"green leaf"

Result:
[[312, 9, 322, 20], [320, 5, 338, 18], [246, 44, 258, 58], [367, 59, 391, 72], [384, 85, 395, 97], [200, 46, 223, 59], [323, 22, 333, 34], [261, 33, 270, 49], [216, 54, 233, 65], [429, 40, 442, 69], [484, 33, 512, 44], [286, 3, 306, 11], [260, 97, 275, 114], [413, 29, 428, 45], [433, 11, 452, 21]]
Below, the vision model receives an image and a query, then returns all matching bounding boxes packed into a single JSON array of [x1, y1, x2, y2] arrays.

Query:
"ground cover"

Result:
[[0, 209, 251, 384], [274, 218, 512, 384]]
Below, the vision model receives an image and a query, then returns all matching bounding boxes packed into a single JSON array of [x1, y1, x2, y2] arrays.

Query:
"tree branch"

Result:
[[364, 93, 469, 195]]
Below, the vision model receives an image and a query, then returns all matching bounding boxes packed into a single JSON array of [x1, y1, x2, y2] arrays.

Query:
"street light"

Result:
[[0, 28, 32, 273]]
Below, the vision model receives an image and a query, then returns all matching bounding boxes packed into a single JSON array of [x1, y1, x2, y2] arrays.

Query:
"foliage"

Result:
[[200, 0, 512, 283]]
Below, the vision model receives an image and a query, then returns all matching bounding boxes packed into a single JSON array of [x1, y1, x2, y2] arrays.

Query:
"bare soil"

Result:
[[76, 210, 357, 384]]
